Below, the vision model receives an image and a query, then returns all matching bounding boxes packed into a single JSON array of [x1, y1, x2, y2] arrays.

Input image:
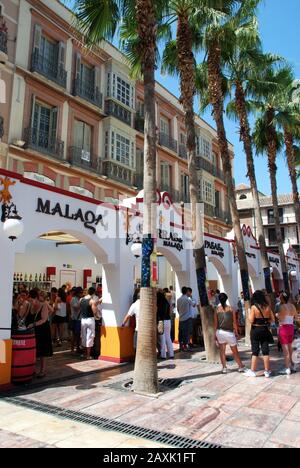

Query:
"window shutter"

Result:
[[58, 42, 66, 70], [33, 24, 42, 55], [30, 95, 37, 128], [94, 66, 101, 90], [50, 107, 58, 142], [75, 52, 81, 80]]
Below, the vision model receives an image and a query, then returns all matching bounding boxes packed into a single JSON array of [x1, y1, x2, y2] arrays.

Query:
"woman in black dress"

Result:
[[26, 289, 53, 378]]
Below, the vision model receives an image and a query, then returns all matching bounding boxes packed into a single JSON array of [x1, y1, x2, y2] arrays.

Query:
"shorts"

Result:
[[216, 329, 237, 347], [52, 315, 66, 324], [251, 327, 270, 357], [279, 325, 294, 346], [81, 318, 95, 348]]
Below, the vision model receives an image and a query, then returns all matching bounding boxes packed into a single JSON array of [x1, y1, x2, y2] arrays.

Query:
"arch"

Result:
[[158, 245, 185, 273], [272, 266, 282, 280], [16, 226, 112, 266], [239, 194, 247, 200], [207, 255, 227, 276]]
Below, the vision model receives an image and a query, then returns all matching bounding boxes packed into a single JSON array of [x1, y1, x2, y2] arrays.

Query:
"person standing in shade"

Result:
[[215, 293, 246, 374], [70, 287, 83, 354], [80, 287, 99, 360], [277, 292, 298, 375], [187, 287, 198, 347], [177, 287, 194, 352], [157, 290, 174, 360], [52, 288, 67, 346], [244, 291, 276, 379], [122, 292, 140, 350], [26, 289, 53, 378]]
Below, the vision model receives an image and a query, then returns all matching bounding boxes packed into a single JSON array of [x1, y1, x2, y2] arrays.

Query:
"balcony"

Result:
[[105, 100, 132, 126], [31, 50, 67, 88], [267, 217, 284, 225], [203, 203, 232, 224], [73, 78, 102, 108], [69, 147, 101, 174], [24, 127, 64, 160], [102, 160, 134, 186], [0, 29, 8, 55], [196, 156, 226, 182], [159, 132, 178, 153], [179, 144, 187, 160], [135, 113, 144, 133], [134, 173, 144, 190]]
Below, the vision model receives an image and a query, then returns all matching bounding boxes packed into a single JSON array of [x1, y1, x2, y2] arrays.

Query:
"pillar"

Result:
[[0, 233, 15, 388]]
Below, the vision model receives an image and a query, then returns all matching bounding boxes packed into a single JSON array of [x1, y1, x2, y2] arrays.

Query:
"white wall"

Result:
[[14, 239, 102, 288]]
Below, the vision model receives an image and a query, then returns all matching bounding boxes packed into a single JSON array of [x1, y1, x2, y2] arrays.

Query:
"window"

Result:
[[80, 63, 94, 85], [32, 100, 58, 149], [116, 134, 131, 166], [195, 134, 212, 160], [105, 129, 135, 168], [160, 117, 170, 136], [40, 36, 58, 64], [268, 227, 285, 245], [181, 173, 189, 199], [137, 101, 144, 117], [239, 194, 247, 200], [161, 163, 171, 189], [268, 208, 283, 224], [74, 121, 92, 161], [180, 133, 186, 145], [203, 179, 214, 205], [116, 76, 131, 106]]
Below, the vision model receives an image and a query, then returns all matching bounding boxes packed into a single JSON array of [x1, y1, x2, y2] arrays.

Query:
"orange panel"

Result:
[[0, 340, 12, 387]]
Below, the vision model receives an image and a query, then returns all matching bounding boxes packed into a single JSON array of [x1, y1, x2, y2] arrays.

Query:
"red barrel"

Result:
[[11, 329, 36, 384]]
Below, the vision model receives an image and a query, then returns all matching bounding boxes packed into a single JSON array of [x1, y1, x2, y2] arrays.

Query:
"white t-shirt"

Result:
[[56, 302, 67, 318], [128, 299, 140, 332]]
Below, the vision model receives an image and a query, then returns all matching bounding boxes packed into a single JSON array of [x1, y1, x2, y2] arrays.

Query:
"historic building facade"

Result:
[[0, 0, 233, 238]]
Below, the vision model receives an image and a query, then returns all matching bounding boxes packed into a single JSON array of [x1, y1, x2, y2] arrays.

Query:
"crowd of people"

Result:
[[12, 280, 300, 380], [12, 283, 102, 378]]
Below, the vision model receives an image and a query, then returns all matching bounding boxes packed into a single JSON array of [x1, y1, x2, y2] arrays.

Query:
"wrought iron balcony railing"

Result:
[[0, 30, 8, 55], [203, 203, 232, 224], [31, 50, 67, 88], [179, 144, 187, 160], [73, 78, 103, 108], [102, 160, 134, 186], [159, 132, 178, 153], [105, 100, 132, 126], [196, 156, 226, 182], [69, 147, 101, 173], [24, 127, 64, 160]]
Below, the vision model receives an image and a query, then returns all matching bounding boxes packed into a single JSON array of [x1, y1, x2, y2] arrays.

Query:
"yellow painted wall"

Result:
[[0, 340, 12, 387]]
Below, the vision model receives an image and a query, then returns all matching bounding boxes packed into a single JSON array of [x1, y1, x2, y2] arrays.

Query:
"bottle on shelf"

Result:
[[29, 274, 32, 282], [24, 273, 28, 282], [16, 273, 20, 282], [35, 273, 38, 282], [14, 273, 17, 282], [39, 273, 42, 282], [20, 273, 23, 282], [43, 273, 46, 282]]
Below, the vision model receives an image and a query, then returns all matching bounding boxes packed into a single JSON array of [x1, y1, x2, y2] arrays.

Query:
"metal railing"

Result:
[[196, 156, 226, 182], [102, 160, 134, 186], [31, 50, 67, 88], [134, 173, 144, 190], [159, 132, 178, 153], [105, 100, 132, 126], [0, 30, 8, 55], [24, 127, 64, 160], [69, 147, 101, 173], [203, 203, 232, 224], [179, 144, 187, 160], [73, 78, 103, 108]]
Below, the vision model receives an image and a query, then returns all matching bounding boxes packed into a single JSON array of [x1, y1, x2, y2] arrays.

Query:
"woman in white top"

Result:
[[53, 288, 67, 346], [277, 292, 298, 375]]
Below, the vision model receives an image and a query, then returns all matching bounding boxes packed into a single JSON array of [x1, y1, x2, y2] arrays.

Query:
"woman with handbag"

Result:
[[245, 291, 276, 379], [157, 290, 174, 360]]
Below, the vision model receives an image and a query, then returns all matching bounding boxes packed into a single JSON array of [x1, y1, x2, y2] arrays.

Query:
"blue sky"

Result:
[[155, 0, 300, 195], [66, 0, 299, 195]]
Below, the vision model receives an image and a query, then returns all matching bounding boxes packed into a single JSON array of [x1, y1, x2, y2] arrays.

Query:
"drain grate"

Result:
[[104, 377, 185, 393], [4, 396, 224, 449]]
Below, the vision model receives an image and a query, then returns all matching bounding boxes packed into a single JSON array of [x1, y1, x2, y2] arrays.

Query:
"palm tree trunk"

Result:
[[235, 81, 273, 294], [284, 128, 300, 243], [133, 0, 158, 395], [266, 110, 290, 293], [177, 14, 219, 363], [208, 41, 251, 340]]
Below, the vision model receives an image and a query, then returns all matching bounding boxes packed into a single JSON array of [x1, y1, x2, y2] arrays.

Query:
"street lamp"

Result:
[[1, 203, 24, 241], [131, 241, 142, 258]]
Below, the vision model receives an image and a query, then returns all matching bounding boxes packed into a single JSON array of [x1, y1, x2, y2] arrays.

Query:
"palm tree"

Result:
[[253, 65, 293, 293], [224, 4, 281, 295], [161, 1, 219, 362], [276, 79, 300, 244], [200, 1, 252, 321], [73, 0, 163, 394]]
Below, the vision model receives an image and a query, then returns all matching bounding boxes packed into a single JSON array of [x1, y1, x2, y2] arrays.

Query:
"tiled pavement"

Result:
[[1, 344, 300, 448]]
